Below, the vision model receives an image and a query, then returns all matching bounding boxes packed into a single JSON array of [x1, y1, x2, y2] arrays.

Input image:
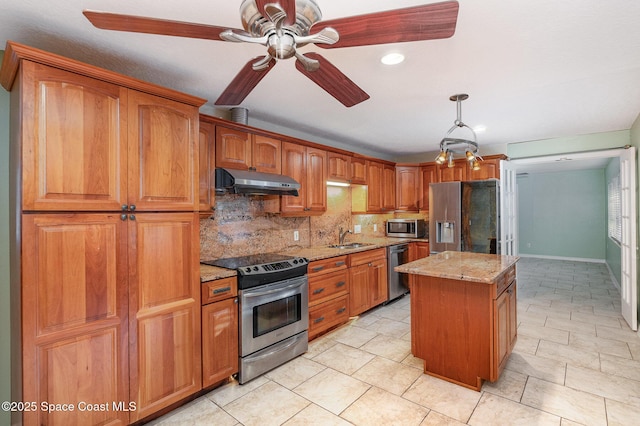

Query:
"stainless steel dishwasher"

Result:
[[387, 243, 410, 302]]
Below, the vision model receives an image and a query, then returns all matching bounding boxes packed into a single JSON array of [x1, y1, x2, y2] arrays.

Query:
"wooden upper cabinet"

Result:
[[281, 142, 326, 215], [468, 155, 506, 181], [305, 147, 327, 213], [438, 159, 468, 182], [128, 91, 199, 211], [215, 126, 282, 173], [199, 120, 216, 212], [20, 61, 128, 211], [215, 126, 252, 170], [382, 164, 396, 211], [327, 152, 351, 182], [366, 160, 383, 212], [252, 134, 281, 174], [350, 157, 367, 184], [419, 164, 438, 211], [396, 166, 420, 211]]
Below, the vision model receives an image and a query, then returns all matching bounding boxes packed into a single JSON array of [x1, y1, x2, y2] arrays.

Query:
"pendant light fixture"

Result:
[[435, 94, 482, 170]]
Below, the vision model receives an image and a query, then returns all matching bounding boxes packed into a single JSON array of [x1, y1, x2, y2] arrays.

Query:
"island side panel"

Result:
[[409, 273, 493, 391]]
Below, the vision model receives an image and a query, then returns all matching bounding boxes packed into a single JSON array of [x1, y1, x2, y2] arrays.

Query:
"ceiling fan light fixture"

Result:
[[438, 93, 482, 169], [381, 52, 405, 65]]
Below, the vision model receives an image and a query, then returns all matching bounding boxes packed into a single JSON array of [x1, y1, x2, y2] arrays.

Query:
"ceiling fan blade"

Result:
[[295, 53, 369, 107], [215, 57, 278, 105], [83, 10, 238, 41], [256, 1, 297, 26], [312, 1, 459, 49]]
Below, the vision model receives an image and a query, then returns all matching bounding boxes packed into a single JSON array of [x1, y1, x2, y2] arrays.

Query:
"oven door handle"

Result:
[[243, 280, 306, 298]]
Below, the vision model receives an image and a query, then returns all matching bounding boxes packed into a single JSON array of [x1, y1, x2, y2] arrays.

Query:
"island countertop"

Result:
[[395, 251, 519, 283]]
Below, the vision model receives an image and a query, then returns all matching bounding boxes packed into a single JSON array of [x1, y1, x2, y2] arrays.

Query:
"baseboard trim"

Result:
[[517, 253, 606, 264]]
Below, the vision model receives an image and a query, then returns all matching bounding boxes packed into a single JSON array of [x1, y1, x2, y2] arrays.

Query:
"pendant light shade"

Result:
[[434, 94, 482, 168]]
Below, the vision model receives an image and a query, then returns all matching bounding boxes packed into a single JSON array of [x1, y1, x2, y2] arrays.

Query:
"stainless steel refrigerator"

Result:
[[429, 180, 500, 255]]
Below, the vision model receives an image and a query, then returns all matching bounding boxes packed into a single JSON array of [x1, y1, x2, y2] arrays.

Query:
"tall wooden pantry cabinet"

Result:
[[1, 41, 206, 425]]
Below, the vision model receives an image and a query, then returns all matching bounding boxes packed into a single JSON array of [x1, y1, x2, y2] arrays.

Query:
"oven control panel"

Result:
[[239, 257, 308, 276]]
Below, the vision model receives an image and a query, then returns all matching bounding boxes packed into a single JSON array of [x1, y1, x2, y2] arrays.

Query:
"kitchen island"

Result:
[[395, 251, 519, 391]]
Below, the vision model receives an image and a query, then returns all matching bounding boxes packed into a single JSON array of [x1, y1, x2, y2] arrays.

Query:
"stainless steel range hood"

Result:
[[215, 168, 300, 196]]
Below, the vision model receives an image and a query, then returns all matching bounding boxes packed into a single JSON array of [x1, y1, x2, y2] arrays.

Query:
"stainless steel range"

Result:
[[202, 253, 309, 384]]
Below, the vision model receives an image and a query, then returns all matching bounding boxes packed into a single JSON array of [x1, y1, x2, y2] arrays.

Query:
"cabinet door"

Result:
[[438, 160, 467, 182], [252, 134, 281, 173], [128, 213, 201, 421], [328, 152, 351, 182], [508, 283, 518, 351], [468, 157, 501, 180], [281, 142, 307, 214], [21, 61, 128, 211], [382, 164, 396, 211], [419, 164, 438, 210], [199, 120, 216, 213], [366, 161, 383, 212], [494, 288, 510, 378], [306, 147, 327, 213], [396, 166, 419, 211], [350, 157, 367, 184], [349, 263, 370, 317], [21, 214, 129, 426], [128, 91, 198, 211], [202, 298, 238, 388], [215, 126, 251, 170], [369, 258, 388, 307]]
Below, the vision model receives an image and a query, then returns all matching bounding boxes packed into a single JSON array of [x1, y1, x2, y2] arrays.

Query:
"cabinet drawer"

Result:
[[309, 270, 349, 306], [309, 295, 350, 339], [202, 277, 238, 305], [348, 248, 386, 267], [496, 265, 516, 297], [308, 255, 348, 276]]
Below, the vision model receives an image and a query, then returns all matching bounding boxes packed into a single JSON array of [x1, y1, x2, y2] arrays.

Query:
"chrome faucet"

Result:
[[338, 227, 352, 245]]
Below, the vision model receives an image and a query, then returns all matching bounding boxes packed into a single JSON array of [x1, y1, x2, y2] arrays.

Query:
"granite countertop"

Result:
[[394, 251, 519, 283], [200, 237, 429, 281]]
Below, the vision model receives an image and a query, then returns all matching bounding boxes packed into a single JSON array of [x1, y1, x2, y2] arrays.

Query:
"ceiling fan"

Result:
[[83, 0, 459, 107]]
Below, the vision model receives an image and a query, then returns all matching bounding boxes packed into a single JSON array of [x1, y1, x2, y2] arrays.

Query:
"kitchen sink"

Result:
[[327, 242, 373, 250]]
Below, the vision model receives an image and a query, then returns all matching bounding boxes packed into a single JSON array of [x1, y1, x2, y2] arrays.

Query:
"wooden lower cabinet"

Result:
[[201, 277, 238, 388], [21, 213, 130, 426], [409, 242, 430, 261], [348, 249, 388, 317], [494, 280, 517, 380], [307, 256, 349, 339]]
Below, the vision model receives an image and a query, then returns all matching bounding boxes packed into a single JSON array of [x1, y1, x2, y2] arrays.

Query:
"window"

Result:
[[608, 174, 621, 244]]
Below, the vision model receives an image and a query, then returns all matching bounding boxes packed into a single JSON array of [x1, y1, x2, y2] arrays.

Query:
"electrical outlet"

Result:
[[294, 230, 299, 241], [373, 224, 377, 232], [354, 225, 361, 234]]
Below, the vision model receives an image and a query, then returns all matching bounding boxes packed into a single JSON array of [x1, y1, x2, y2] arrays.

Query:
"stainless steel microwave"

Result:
[[386, 219, 427, 238]]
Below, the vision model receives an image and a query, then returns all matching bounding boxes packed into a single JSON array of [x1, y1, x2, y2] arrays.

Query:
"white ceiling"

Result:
[[2, 0, 640, 160]]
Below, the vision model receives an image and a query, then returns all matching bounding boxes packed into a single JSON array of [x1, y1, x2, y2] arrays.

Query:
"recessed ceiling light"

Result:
[[473, 125, 487, 133], [380, 53, 405, 65]]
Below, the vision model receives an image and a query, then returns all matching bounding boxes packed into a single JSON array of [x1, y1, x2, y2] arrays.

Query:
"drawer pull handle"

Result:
[[336, 281, 346, 287], [336, 308, 346, 314], [335, 261, 346, 266], [312, 266, 325, 272], [314, 316, 325, 324], [213, 287, 231, 295], [313, 288, 325, 295]]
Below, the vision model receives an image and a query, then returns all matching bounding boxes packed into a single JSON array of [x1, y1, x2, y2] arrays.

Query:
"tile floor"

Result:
[[149, 257, 640, 425]]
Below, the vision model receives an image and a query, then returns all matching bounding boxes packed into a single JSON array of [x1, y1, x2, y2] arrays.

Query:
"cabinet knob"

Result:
[[121, 205, 128, 211], [129, 214, 136, 221], [120, 214, 127, 221], [129, 204, 136, 211]]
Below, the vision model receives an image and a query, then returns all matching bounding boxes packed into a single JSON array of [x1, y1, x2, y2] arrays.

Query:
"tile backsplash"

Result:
[[200, 187, 427, 260]]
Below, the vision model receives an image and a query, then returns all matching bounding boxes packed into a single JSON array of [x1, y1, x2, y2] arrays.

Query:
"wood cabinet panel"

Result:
[[420, 164, 438, 211], [252, 134, 281, 173], [308, 255, 348, 277], [350, 157, 367, 184], [21, 61, 128, 212], [366, 161, 383, 212], [281, 142, 326, 215], [396, 166, 420, 211], [21, 213, 129, 425], [199, 120, 216, 213], [369, 258, 388, 307], [348, 263, 370, 317], [201, 276, 237, 305], [202, 297, 238, 388], [128, 213, 201, 421], [409, 242, 430, 261], [382, 164, 396, 211], [309, 270, 349, 306], [128, 91, 198, 211], [281, 141, 307, 214], [215, 126, 251, 170], [306, 147, 327, 213], [438, 160, 467, 182], [309, 295, 350, 340], [328, 152, 351, 182], [348, 249, 387, 316], [468, 155, 506, 181]]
